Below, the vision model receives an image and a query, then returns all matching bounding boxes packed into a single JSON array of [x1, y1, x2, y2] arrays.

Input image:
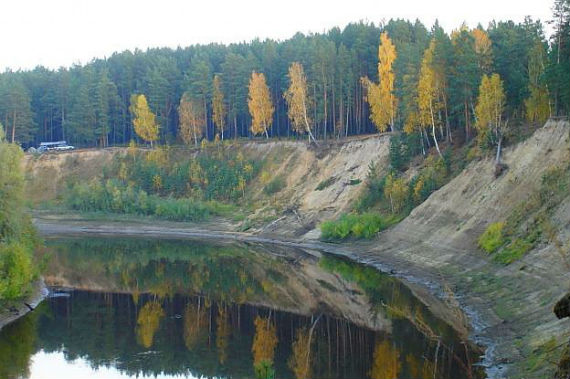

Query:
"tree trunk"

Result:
[[429, 101, 442, 158], [11, 110, 16, 143], [302, 96, 317, 144], [495, 134, 503, 165], [441, 94, 452, 143]]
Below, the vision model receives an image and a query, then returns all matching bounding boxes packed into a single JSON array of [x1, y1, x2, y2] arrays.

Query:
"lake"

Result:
[[0, 237, 485, 379]]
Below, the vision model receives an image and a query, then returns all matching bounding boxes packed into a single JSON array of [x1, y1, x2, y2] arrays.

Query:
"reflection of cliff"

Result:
[[43, 237, 393, 332]]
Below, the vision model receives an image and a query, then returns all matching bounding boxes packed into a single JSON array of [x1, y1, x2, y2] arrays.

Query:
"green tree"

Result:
[[212, 74, 226, 140], [0, 123, 38, 300], [0, 74, 35, 143], [525, 40, 551, 124]]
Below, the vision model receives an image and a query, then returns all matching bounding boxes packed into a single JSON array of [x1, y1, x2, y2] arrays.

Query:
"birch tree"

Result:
[[418, 40, 443, 158], [129, 94, 159, 147], [475, 73, 507, 164], [247, 72, 274, 138], [178, 93, 204, 146], [284, 62, 317, 143], [361, 32, 398, 132]]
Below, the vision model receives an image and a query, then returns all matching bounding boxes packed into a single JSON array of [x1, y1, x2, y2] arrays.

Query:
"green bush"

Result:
[[0, 242, 34, 300], [320, 212, 389, 241], [64, 180, 233, 222], [478, 222, 505, 254], [0, 137, 39, 301], [263, 176, 286, 195]]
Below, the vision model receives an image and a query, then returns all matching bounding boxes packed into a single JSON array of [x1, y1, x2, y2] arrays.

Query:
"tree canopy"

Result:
[[0, 9, 565, 148]]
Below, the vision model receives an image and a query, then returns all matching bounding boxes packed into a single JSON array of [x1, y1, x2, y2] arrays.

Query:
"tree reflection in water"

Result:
[[0, 237, 486, 379]]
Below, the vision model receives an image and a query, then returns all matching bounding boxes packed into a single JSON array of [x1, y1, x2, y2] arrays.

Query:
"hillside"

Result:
[[24, 120, 570, 378], [23, 135, 391, 234]]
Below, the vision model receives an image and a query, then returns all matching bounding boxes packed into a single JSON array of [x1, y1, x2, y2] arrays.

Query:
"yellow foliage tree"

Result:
[[369, 340, 401, 379], [284, 62, 317, 143], [178, 93, 205, 146], [252, 316, 278, 372], [362, 32, 398, 132], [475, 73, 507, 163], [135, 301, 165, 348], [129, 94, 159, 147], [212, 74, 227, 140], [475, 74, 506, 141], [471, 28, 493, 74], [384, 173, 409, 214], [525, 40, 551, 124], [418, 40, 443, 158], [248, 72, 274, 138]]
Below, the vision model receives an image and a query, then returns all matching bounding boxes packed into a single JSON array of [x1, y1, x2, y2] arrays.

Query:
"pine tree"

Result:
[[212, 74, 226, 140], [525, 40, 551, 124], [0, 74, 35, 144]]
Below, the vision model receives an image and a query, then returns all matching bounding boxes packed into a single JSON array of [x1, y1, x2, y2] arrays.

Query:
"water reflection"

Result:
[[0, 237, 485, 379]]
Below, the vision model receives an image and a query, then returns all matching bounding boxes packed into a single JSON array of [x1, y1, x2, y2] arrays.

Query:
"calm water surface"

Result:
[[0, 237, 485, 379]]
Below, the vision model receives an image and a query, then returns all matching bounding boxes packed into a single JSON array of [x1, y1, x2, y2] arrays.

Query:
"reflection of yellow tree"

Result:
[[369, 340, 401, 379], [252, 315, 278, 370], [406, 354, 434, 379], [136, 301, 165, 348], [183, 300, 210, 351], [289, 327, 313, 379], [216, 305, 231, 364]]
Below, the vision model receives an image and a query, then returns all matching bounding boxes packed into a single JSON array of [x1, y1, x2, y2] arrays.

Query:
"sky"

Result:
[[0, 0, 553, 71]]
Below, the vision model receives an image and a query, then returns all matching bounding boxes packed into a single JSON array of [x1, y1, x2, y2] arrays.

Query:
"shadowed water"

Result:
[[0, 237, 485, 379]]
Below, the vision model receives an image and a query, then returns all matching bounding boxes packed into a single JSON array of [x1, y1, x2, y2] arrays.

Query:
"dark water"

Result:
[[0, 237, 485, 379]]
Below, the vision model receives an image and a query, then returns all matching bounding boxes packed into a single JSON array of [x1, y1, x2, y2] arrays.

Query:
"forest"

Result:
[[0, 0, 568, 148]]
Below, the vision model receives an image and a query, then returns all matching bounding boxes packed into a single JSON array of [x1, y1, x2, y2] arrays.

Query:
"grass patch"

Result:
[[320, 212, 400, 241], [525, 338, 559, 373], [493, 237, 534, 264], [478, 222, 505, 254]]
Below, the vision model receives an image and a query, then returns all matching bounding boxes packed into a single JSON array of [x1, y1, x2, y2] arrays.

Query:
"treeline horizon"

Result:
[[0, 3, 568, 147]]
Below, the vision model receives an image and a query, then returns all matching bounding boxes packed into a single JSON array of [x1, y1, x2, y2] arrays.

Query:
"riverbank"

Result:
[[0, 279, 48, 331]]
